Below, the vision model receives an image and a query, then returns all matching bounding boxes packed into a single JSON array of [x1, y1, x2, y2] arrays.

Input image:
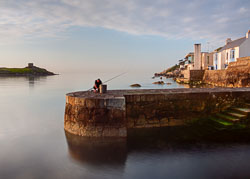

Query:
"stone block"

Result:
[[72, 123, 80, 132], [64, 121, 71, 130], [119, 127, 127, 137], [112, 109, 125, 119], [127, 118, 135, 128], [85, 99, 96, 108], [140, 95, 146, 102], [97, 99, 105, 108], [160, 117, 169, 124], [145, 94, 157, 102], [135, 115, 147, 126], [124, 95, 133, 103], [106, 98, 125, 110], [65, 104, 72, 115], [75, 98, 86, 106], [147, 118, 159, 124], [168, 119, 186, 126], [68, 96, 75, 105]]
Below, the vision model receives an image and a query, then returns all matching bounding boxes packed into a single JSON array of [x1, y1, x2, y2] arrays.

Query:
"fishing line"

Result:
[[87, 71, 127, 91]]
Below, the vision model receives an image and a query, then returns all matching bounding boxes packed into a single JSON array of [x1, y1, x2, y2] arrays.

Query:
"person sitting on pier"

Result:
[[93, 79, 102, 93]]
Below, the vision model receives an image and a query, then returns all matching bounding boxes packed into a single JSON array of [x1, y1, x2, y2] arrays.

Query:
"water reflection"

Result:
[[65, 132, 127, 167], [2, 72, 250, 178], [27, 76, 47, 88], [0, 76, 47, 88], [65, 126, 250, 176]]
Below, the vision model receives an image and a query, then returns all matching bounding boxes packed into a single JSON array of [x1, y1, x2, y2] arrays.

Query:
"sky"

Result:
[[0, 0, 249, 73]]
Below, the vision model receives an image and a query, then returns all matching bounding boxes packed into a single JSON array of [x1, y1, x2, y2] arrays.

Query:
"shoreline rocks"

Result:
[[130, 84, 141, 87], [153, 81, 165, 85]]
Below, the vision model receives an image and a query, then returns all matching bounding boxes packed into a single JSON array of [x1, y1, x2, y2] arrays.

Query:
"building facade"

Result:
[[201, 52, 214, 70], [213, 30, 250, 70]]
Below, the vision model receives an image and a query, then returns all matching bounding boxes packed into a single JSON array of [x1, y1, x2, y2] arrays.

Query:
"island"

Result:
[[0, 63, 56, 76]]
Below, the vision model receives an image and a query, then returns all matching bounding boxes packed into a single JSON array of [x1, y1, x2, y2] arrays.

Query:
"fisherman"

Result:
[[93, 78, 102, 92]]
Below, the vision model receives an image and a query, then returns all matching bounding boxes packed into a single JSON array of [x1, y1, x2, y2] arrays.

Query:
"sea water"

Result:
[[0, 72, 250, 179]]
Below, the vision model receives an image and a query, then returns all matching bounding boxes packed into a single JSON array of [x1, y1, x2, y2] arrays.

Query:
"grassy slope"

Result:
[[0, 67, 54, 75], [0, 68, 32, 73], [163, 64, 180, 73]]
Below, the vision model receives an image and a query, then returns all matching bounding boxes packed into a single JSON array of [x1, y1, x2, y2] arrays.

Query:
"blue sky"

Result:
[[0, 0, 249, 73]]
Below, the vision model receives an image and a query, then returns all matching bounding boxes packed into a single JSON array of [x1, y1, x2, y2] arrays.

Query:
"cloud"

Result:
[[239, 7, 247, 14], [0, 0, 249, 45]]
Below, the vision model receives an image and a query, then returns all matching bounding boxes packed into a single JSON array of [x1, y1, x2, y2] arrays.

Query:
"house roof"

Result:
[[214, 47, 223, 52], [219, 37, 246, 52], [185, 52, 194, 58]]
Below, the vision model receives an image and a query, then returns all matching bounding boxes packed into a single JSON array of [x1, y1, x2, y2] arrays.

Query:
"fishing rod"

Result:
[[87, 71, 127, 91], [103, 71, 127, 83]]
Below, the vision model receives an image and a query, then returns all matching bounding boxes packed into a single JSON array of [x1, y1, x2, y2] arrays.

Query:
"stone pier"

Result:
[[64, 88, 250, 137]]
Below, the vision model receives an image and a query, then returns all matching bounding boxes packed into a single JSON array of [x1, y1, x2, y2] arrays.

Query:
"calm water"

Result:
[[0, 72, 250, 179]]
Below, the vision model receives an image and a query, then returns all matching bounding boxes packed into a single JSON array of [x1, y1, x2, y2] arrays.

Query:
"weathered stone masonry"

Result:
[[64, 91, 127, 137], [203, 57, 250, 87], [64, 88, 250, 137], [179, 57, 250, 87]]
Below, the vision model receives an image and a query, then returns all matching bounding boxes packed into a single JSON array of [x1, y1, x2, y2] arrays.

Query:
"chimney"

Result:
[[246, 30, 250, 39], [194, 44, 201, 70], [226, 38, 232, 45]]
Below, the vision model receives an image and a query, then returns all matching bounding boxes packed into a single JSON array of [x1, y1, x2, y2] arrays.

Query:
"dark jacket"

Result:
[[94, 79, 102, 90]]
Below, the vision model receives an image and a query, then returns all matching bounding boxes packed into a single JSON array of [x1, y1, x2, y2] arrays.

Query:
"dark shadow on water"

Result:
[[65, 127, 250, 178], [65, 131, 127, 167], [127, 126, 250, 152], [65, 126, 250, 164]]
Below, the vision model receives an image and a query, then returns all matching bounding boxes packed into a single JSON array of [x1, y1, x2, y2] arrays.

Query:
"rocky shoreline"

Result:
[[155, 57, 250, 87]]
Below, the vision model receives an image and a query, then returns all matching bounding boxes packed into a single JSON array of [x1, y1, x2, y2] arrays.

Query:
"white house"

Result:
[[213, 30, 250, 70], [184, 44, 214, 70], [184, 52, 194, 70]]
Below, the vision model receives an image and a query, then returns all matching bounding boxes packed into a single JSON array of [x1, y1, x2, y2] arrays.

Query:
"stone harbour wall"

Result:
[[64, 89, 250, 137], [125, 90, 250, 129], [64, 94, 127, 137], [189, 70, 205, 82], [203, 57, 250, 87], [182, 70, 205, 82], [183, 69, 190, 79]]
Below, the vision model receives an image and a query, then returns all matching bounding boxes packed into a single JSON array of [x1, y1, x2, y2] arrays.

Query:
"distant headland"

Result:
[[0, 63, 56, 76]]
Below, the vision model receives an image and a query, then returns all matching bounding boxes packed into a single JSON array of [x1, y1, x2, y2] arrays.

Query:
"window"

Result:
[[207, 56, 209, 64], [227, 52, 229, 60], [230, 49, 235, 62], [214, 54, 217, 63], [230, 49, 235, 59]]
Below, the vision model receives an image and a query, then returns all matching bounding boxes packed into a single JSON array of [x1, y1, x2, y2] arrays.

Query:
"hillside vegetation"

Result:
[[163, 64, 180, 73], [0, 66, 55, 76]]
